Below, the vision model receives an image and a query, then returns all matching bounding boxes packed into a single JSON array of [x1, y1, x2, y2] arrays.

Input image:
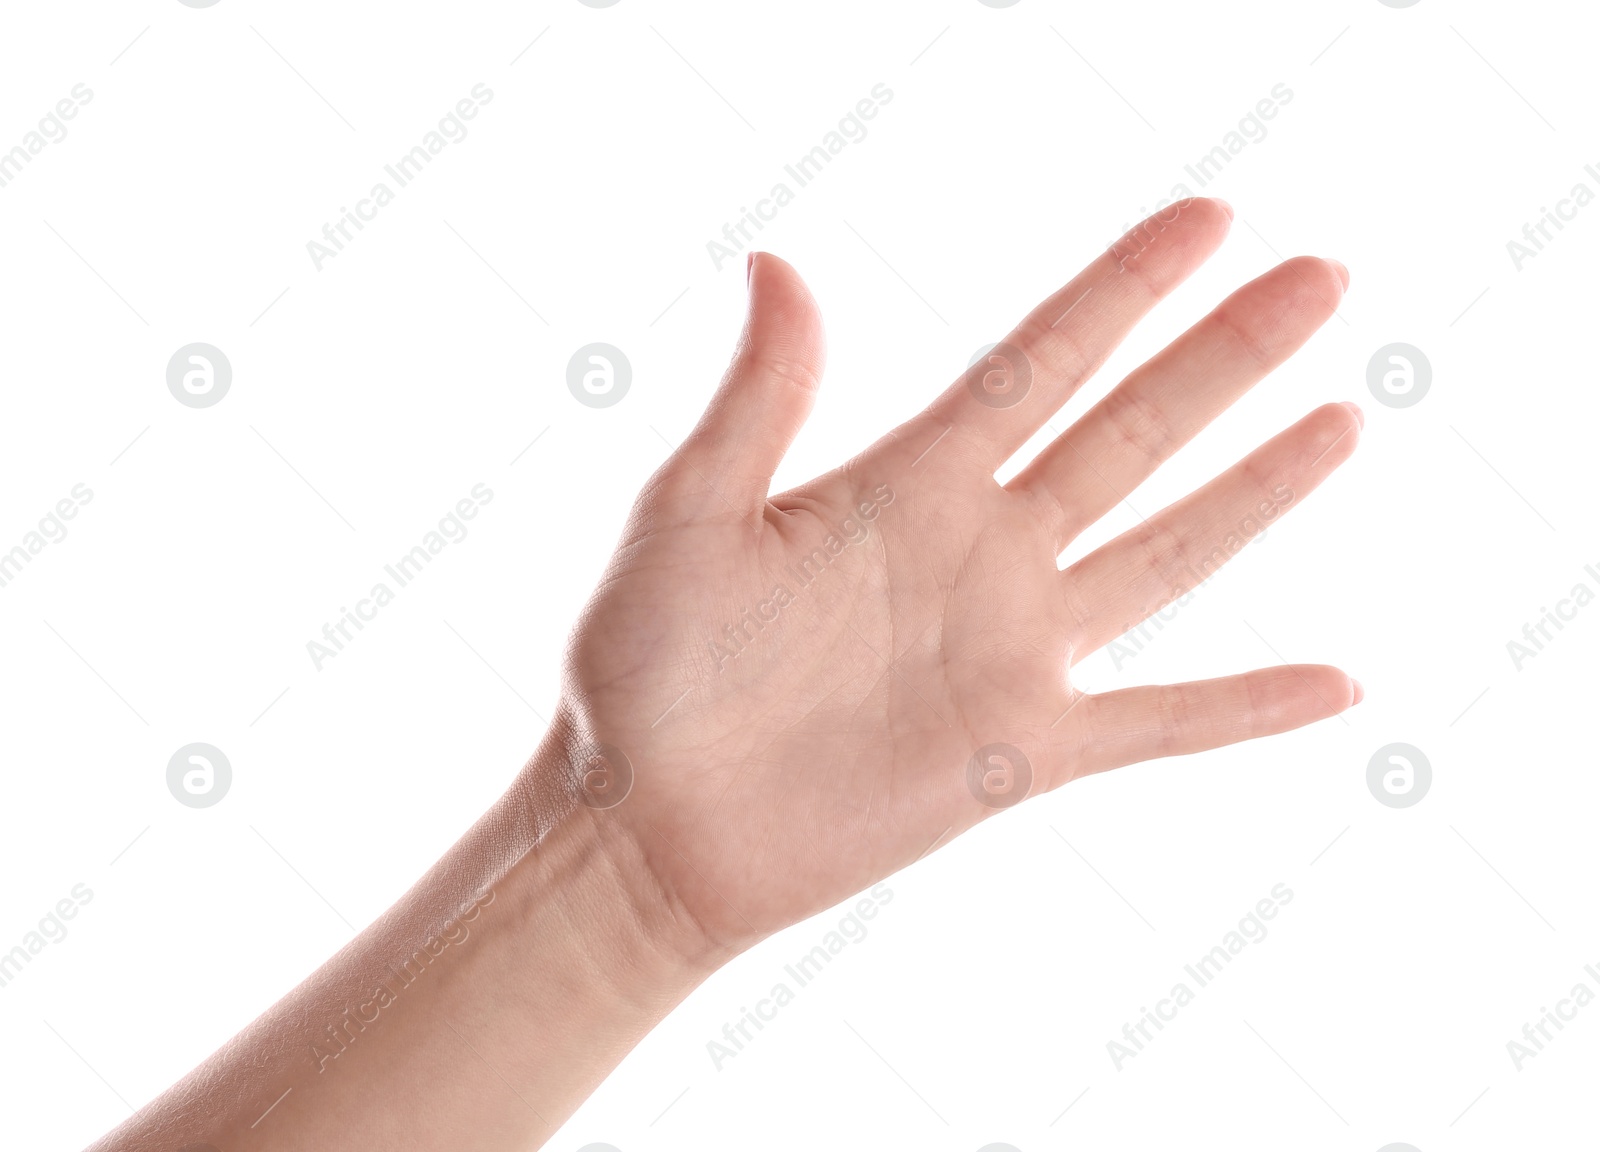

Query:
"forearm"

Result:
[[88, 717, 724, 1151]]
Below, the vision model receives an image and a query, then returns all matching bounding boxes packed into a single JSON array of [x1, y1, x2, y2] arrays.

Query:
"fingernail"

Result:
[[1341, 400, 1365, 430], [1327, 258, 1350, 290], [1350, 679, 1365, 706], [746, 251, 755, 286], [1214, 198, 1234, 221]]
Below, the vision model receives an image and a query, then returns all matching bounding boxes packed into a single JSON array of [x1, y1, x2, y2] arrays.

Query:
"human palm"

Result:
[[562, 200, 1360, 952]]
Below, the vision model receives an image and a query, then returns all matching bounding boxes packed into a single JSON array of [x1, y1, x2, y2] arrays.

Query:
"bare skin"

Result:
[[87, 198, 1361, 1150]]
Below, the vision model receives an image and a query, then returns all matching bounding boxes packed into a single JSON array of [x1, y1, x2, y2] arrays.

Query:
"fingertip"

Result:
[[1109, 199, 1233, 291], [681, 249, 826, 510], [1276, 255, 1347, 306], [745, 251, 825, 363], [1178, 196, 1235, 235], [1272, 663, 1359, 725], [1169, 195, 1231, 219], [1302, 402, 1363, 460], [1315, 666, 1362, 715], [1326, 258, 1350, 291]]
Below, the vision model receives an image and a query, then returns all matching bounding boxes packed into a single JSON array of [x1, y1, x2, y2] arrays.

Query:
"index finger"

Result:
[[888, 198, 1233, 474]]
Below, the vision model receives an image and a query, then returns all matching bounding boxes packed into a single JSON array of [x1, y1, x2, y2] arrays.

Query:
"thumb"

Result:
[[680, 251, 826, 513]]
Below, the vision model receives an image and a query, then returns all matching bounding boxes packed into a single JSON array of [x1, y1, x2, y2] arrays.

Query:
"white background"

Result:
[[0, 1, 1595, 1149]]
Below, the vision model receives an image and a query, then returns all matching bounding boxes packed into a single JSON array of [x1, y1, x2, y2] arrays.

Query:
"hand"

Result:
[[84, 199, 1364, 1152], [558, 197, 1362, 956]]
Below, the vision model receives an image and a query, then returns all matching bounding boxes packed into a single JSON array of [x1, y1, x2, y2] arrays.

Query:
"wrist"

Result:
[[502, 716, 737, 998]]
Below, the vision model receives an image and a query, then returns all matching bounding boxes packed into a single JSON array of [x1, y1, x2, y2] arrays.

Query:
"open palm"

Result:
[[560, 199, 1360, 953]]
